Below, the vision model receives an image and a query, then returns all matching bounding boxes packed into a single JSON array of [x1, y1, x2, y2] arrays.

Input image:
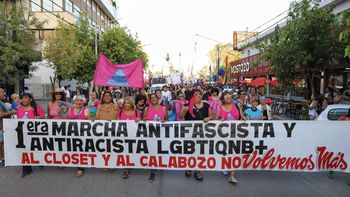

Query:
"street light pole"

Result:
[[217, 45, 220, 78], [195, 33, 223, 82]]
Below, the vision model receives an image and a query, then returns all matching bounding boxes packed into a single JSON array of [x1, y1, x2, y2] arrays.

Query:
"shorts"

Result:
[[0, 131, 3, 142]]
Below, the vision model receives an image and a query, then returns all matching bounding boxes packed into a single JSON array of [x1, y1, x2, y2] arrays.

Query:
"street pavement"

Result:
[[0, 167, 349, 197]]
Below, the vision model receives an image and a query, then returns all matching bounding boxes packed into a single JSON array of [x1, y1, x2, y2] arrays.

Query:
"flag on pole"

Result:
[[93, 53, 144, 88], [218, 56, 228, 84]]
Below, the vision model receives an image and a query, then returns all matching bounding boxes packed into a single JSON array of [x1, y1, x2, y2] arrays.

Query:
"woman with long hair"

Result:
[[142, 93, 168, 182], [68, 95, 91, 177], [16, 93, 45, 177], [47, 88, 68, 119], [135, 94, 147, 118], [217, 91, 243, 184], [118, 97, 140, 178], [95, 91, 119, 121], [179, 89, 212, 181]]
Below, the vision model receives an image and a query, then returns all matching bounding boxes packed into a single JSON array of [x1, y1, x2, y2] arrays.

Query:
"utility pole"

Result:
[[195, 34, 224, 82]]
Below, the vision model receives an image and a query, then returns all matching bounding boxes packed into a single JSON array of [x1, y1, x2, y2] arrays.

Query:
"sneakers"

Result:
[[222, 171, 228, 176], [227, 175, 238, 184], [0, 159, 4, 167]]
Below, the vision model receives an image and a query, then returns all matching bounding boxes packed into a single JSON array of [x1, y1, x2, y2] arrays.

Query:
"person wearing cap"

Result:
[[244, 99, 263, 120], [47, 88, 69, 119], [257, 96, 271, 120]]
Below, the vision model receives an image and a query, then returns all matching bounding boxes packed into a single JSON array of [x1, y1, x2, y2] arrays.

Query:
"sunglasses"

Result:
[[54, 92, 61, 95]]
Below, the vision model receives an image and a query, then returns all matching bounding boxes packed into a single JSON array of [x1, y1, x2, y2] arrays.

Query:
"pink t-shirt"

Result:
[[119, 109, 139, 120], [145, 105, 165, 121], [219, 104, 240, 120], [68, 107, 88, 120], [17, 105, 45, 119]]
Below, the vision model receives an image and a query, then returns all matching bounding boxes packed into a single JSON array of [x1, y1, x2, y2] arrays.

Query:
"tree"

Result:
[[0, 2, 43, 84], [44, 15, 97, 87], [339, 9, 350, 59], [99, 27, 148, 69], [261, 0, 342, 96], [208, 43, 241, 74]]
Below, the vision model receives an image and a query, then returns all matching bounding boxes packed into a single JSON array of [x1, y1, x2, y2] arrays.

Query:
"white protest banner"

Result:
[[3, 119, 350, 172]]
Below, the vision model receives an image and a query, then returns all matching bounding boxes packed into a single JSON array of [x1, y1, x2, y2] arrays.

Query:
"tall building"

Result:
[[14, 0, 119, 99]]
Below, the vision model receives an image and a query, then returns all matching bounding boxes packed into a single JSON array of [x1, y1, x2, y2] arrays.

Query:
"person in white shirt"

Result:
[[161, 86, 172, 100], [64, 85, 71, 103], [257, 96, 272, 120]]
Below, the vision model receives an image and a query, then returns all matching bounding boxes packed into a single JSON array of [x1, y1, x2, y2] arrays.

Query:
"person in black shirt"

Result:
[[179, 89, 212, 181]]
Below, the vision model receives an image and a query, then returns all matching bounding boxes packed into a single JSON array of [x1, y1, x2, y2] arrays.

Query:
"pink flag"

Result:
[[93, 53, 144, 88]]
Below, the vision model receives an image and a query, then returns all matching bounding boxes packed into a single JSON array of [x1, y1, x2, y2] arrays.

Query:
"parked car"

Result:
[[316, 104, 350, 120]]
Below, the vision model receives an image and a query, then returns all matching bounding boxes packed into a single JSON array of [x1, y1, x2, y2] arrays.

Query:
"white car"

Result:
[[316, 104, 350, 120]]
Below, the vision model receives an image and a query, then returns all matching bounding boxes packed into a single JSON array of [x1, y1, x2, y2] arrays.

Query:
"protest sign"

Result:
[[3, 119, 350, 172]]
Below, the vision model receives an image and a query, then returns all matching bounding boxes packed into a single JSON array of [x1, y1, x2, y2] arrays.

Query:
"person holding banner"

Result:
[[118, 97, 141, 178], [95, 91, 119, 121], [179, 89, 212, 181], [0, 88, 17, 167], [16, 93, 45, 177], [217, 91, 244, 184], [143, 93, 168, 182], [68, 95, 91, 177]]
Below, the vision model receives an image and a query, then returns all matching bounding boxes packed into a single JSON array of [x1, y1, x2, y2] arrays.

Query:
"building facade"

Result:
[[230, 0, 350, 97], [14, 0, 119, 99]]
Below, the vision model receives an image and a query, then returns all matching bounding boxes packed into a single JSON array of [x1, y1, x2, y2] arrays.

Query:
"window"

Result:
[[42, 0, 63, 12], [53, 0, 63, 11], [65, 0, 73, 13], [74, 6, 81, 18], [97, 7, 100, 17], [92, 1, 96, 13], [327, 108, 349, 120], [87, 0, 91, 9], [43, 0, 52, 11], [31, 0, 41, 11]]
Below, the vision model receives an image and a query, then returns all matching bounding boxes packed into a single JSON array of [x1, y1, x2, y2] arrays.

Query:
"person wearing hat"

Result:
[[47, 88, 69, 119], [244, 99, 263, 120]]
